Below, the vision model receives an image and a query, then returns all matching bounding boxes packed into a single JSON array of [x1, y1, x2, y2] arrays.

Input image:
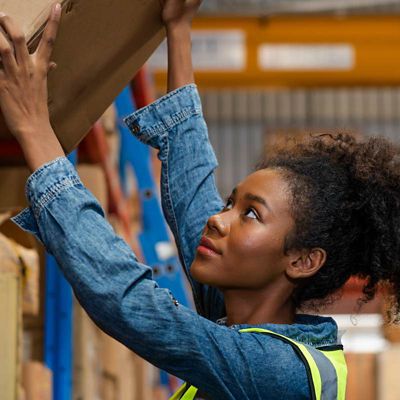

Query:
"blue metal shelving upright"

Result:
[[115, 86, 190, 307]]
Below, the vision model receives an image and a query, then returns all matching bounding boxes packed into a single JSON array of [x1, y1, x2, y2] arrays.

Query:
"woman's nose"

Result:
[[207, 213, 229, 237]]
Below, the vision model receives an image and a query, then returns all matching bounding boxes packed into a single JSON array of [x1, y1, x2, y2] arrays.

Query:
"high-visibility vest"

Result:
[[170, 327, 347, 400]]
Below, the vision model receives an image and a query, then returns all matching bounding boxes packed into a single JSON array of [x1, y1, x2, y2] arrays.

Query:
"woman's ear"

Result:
[[286, 248, 327, 279]]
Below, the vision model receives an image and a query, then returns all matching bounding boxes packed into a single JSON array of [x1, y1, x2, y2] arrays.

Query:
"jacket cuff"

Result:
[[23, 157, 81, 221], [11, 207, 44, 244], [123, 84, 202, 149]]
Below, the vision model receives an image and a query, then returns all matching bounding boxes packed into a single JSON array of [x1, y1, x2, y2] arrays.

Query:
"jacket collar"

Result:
[[217, 314, 339, 347]]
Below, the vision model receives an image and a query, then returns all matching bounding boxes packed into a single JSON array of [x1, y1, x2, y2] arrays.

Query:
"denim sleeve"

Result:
[[11, 158, 309, 400], [124, 85, 225, 320]]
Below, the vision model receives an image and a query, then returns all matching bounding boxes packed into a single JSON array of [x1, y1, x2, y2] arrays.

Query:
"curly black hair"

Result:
[[258, 133, 400, 318]]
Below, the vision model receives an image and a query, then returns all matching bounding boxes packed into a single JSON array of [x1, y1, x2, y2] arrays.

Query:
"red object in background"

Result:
[[0, 139, 24, 164], [131, 66, 156, 109], [344, 277, 367, 295]]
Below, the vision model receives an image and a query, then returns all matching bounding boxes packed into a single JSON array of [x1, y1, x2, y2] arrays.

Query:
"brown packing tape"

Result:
[[0, 0, 165, 153]]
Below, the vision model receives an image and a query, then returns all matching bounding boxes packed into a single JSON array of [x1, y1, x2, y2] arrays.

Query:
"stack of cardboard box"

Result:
[[0, 210, 51, 400], [0, 1, 168, 397]]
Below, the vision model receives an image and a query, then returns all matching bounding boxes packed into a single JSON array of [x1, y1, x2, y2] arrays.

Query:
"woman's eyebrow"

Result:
[[245, 193, 273, 213], [231, 187, 273, 213]]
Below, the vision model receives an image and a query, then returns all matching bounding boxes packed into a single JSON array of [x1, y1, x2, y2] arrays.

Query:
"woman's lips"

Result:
[[197, 236, 222, 257]]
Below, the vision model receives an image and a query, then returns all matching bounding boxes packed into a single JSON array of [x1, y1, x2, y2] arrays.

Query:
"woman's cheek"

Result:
[[238, 228, 270, 253], [237, 228, 284, 259]]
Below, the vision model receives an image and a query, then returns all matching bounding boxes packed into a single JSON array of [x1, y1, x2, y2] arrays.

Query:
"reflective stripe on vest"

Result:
[[169, 328, 347, 400], [170, 383, 198, 400]]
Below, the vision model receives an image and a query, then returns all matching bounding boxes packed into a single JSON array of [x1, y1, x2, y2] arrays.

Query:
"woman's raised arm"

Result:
[[124, 0, 226, 318]]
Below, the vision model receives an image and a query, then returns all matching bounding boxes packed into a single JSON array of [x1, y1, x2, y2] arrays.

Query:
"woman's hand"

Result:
[[0, 3, 61, 140], [159, 0, 202, 29], [0, 3, 65, 172], [160, 0, 200, 92]]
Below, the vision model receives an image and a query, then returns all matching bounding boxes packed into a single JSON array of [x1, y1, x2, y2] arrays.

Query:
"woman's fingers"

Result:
[[0, 14, 29, 68], [0, 25, 17, 75], [48, 61, 57, 73], [36, 3, 61, 67]]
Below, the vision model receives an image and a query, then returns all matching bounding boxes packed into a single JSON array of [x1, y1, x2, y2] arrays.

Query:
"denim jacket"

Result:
[[13, 84, 340, 400]]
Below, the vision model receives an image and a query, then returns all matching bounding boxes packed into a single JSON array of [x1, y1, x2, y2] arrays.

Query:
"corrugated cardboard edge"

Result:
[[27, 0, 71, 50]]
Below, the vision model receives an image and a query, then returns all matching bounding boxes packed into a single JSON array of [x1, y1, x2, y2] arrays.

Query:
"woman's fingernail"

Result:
[[54, 3, 61, 16], [0, 12, 6, 18]]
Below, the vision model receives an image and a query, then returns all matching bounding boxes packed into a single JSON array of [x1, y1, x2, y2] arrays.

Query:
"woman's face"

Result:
[[191, 168, 295, 290]]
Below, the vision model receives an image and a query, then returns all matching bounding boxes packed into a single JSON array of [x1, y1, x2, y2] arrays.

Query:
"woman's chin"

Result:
[[191, 260, 219, 286]]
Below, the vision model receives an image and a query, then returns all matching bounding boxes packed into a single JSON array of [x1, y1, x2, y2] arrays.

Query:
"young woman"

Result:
[[2, 1, 400, 399]]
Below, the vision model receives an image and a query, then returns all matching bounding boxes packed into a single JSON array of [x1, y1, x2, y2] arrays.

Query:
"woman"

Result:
[[2, 1, 400, 399]]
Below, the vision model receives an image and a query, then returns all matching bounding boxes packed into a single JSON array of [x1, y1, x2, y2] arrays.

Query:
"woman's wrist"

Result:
[[17, 125, 65, 172], [166, 22, 194, 92], [165, 21, 192, 36]]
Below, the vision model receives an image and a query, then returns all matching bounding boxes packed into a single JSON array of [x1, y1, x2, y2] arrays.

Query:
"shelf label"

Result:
[[258, 44, 354, 70], [148, 30, 246, 72]]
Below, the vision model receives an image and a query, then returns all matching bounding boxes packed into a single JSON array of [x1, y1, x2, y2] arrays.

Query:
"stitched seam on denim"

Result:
[[159, 135, 219, 316], [296, 339, 336, 347], [162, 136, 204, 314], [233, 327, 336, 347], [32, 177, 81, 220], [128, 107, 202, 139], [161, 137, 180, 243], [25, 156, 67, 200], [11, 208, 31, 226], [124, 84, 197, 123], [123, 84, 198, 129], [161, 136, 194, 286]]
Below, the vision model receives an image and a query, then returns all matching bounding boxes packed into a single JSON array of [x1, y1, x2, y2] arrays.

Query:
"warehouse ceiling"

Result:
[[200, 0, 400, 15]]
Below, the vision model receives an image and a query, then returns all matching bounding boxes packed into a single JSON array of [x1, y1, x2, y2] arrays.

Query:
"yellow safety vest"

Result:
[[170, 328, 347, 400]]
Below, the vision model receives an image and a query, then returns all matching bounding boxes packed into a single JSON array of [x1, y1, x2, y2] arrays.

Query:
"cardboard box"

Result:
[[378, 345, 400, 400], [77, 164, 108, 210], [0, 167, 30, 211], [99, 331, 123, 378], [0, 236, 22, 400], [73, 300, 102, 400], [22, 362, 52, 400], [0, 215, 40, 316], [0, 0, 165, 153], [346, 352, 377, 400]]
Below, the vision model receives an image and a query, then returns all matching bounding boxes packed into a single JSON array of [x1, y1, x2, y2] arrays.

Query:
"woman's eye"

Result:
[[245, 208, 258, 220], [224, 199, 233, 210]]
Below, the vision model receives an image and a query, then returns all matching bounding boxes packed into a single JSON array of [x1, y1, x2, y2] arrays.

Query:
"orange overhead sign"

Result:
[[152, 15, 400, 89]]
